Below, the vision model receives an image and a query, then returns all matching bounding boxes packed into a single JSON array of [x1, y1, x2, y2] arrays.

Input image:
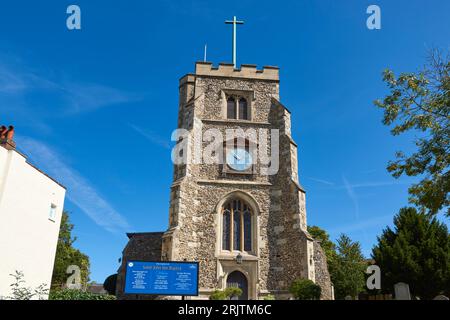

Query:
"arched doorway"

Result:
[[226, 271, 248, 300]]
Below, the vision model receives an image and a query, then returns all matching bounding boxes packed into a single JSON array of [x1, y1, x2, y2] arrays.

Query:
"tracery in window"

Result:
[[222, 199, 252, 252]]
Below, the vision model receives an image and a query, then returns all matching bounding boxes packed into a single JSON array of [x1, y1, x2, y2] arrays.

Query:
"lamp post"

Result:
[[236, 253, 243, 264]]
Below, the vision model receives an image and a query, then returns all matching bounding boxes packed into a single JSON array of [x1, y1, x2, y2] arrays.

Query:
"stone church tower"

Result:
[[117, 62, 332, 300]]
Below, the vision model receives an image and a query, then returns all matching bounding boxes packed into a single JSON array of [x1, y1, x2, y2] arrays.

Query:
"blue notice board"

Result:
[[124, 261, 199, 296]]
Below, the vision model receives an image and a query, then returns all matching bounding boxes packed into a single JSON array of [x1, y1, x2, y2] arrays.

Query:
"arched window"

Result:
[[222, 199, 252, 252], [226, 95, 249, 120], [243, 205, 251, 251], [222, 206, 231, 251], [238, 98, 248, 120], [227, 97, 236, 119]]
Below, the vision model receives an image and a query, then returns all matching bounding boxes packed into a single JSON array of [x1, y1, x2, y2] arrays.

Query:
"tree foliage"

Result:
[[372, 207, 450, 299], [224, 287, 243, 299], [330, 234, 367, 299], [209, 287, 243, 300], [51, 211, 90, 290], [375, 49, 450, 217], [289, 278, 321, 300], [307, 226, 367, 299], [103, 274, 117, 296], [306, 227, 369, 299], [49, 289, 116, 300], [209, 290, 228, 300]]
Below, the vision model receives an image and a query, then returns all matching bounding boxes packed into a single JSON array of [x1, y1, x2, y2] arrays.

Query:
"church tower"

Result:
[[160, 62, 332, 299]]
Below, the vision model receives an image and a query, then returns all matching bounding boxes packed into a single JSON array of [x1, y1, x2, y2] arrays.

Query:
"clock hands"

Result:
[[228, 149, 252, 170]]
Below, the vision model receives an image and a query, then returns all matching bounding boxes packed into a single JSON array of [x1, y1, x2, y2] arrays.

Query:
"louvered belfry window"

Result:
[[226, 96, 249, 120]]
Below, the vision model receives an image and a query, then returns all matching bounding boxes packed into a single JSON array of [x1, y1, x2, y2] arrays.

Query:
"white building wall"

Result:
[[0, 146, 66, 299]]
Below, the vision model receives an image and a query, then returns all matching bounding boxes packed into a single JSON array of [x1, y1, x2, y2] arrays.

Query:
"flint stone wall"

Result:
[[116, 232, 163, 300]]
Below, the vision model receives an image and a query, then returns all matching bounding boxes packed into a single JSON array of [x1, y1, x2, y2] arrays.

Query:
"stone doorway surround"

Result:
[[217, 256, 258, 300]]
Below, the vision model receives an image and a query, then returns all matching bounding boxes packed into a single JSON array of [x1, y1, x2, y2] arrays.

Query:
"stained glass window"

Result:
[[222, 199, 252, 252], [222, 207, 231, 250], [233, 202, 241, 251], [243, 207, 252, 251]]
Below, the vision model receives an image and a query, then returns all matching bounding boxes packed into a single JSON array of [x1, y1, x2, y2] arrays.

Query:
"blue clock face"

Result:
[[226, 148, 253, 171]]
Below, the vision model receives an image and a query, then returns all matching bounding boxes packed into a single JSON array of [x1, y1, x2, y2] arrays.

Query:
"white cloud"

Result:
[[0, 60, 140, 117], [328, 214, 392, 235], [128, 123, 171, 150], [342, 175, 360, 220], [0, 65, 27, 94], [340, 181, 411, 189], [306, 177, 335, 186], [62, 82, 140, 114], [18, 136, 131, 234], [305, 176, 413, 190]]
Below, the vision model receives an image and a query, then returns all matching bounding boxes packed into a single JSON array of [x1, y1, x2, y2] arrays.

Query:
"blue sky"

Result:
[[1, 0, 449, 282]]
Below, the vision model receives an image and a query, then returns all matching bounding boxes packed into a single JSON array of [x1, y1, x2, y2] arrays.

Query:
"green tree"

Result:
[[331, 234, 366, 299], [289, 278, 322, 300], [372, 207, 450, 299], [374, 49, 450, 217], [51, 211, 90, 290], [103, 274, 117, 296]]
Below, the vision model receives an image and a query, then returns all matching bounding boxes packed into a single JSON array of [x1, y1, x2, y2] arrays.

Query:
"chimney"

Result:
[[0, 125, 16, 150], [0, 126, 7, 139]]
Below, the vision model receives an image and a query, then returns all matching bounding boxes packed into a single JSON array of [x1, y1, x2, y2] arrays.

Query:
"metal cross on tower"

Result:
[[225, 16, 244, 68]]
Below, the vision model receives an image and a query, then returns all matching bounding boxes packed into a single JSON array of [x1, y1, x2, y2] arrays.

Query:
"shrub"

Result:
[[289, 278, 321, 300], [263, 294, 275, 300], [209, 287, 243, 300], [49, 289, 116, 300], [224, 287, 242, 299], [7, 271, 48, 300], [209, 290, 228, 300]]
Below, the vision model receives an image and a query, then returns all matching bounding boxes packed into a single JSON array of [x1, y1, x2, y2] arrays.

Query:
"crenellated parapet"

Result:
[[194, 62, 279, 81]]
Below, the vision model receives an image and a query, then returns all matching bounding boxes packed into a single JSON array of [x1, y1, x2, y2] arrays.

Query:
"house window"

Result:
[[49, 204, 57, 221], [222, 199, 252, 252], [226, 96, 249, 120]]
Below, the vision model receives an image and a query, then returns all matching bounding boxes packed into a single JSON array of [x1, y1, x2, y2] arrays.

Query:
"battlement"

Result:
[[194, 61, 279, 81]]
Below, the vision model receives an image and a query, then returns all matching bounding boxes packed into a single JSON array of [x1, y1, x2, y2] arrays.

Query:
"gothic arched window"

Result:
[[243, 205, 252, 251], [238, 98, 248, 120], [222, 199, 252, 252], [222, 207, 231, 251], [226, 96, 249, 120], [227, 97, 236, 119]]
